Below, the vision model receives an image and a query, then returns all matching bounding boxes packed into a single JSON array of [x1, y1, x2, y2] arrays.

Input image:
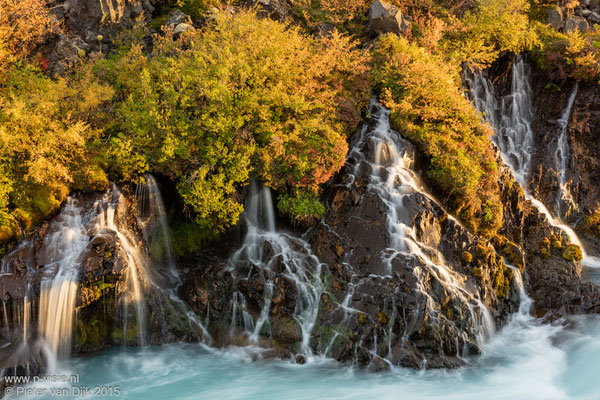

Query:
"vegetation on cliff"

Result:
[[373, 35, 502, 236], [0, 0, 595, 248], [99, 11, 369, 231]]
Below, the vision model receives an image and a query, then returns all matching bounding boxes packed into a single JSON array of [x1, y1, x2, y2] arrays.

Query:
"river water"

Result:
[[11, 311, 599, 400]]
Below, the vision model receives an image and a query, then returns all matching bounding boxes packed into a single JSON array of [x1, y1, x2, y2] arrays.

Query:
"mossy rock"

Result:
[[550, 234, 562, 249], [357, 312, 366, 324], [474, 244, 489, 259], [461, 251, 473, 263], [111, 323, 140, 344], [540, 248, 552, 259], [540, 237, 552, 259], [471, 267, 482, 279], [563, 244, 583, 262], [376, 311, 388, 325]]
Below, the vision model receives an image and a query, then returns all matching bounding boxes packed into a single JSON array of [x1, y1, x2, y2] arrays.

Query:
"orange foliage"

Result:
[[0, 0, 55, 74]]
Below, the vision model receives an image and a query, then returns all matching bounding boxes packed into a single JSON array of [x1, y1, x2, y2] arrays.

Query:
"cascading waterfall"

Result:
[[135, 175, 180, 289], [555, 83, 579, 219], [94, 186, 150, 346], [36, 197, 97, 365], [351, 100, 495, 349], [465, 55, 533, 186], [228, 181, 323, 357], [497, 56, 535, 184], [466, 56, 600, 269]]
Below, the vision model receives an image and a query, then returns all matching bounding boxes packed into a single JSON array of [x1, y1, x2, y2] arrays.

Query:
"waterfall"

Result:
[[37, 197, 96, 364], [357, 100, 495, 348], [466, 56, 600, 269], [465, 56, 533, 187], [95, 187, 149, 346], [506, 265, 532, 315], [135, 175, 180, 289], [555, 83, 579, 219], [228, 181, 323, 357]]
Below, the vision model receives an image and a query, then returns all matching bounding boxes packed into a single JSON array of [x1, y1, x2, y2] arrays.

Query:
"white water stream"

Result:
[[228, 181, 323, 357], [354, 100, 495, 347], [466, 56, 600, 269]]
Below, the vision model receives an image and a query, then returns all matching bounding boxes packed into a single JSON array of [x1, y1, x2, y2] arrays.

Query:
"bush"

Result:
[[372, 34, 502, 236], [532, 23, 600, 82], [442, 0, 538, 68], [278, 191, 326, 227], [0, 63, 113, 241], [98, 10, 369, 232], [0, 0, 55, 76]]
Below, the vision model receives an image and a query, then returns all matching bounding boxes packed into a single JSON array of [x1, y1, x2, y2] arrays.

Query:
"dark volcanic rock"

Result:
[[528, 65, 600, 257], [184, 104, 520, 369], [0, 187, 202, 373]]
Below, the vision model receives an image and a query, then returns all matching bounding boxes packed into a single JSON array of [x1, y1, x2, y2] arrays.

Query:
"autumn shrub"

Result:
[[531, 23, 600, 82], [372, 34, 502, 236], [0, 0, 55, 77], [584, 208, 600, 238], [98, 10, 369, 232], [0, 63, 113, 241], [441, 0, 538, 68]]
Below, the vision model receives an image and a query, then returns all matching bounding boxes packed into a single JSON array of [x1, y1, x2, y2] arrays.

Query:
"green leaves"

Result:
[[373, 34, 502, 237], [0, 63, 113, 241], [101, 10, 368, 233]]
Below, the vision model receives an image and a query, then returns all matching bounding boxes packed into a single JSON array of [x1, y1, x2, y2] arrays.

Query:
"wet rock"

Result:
[[305, 104, 518, 368]]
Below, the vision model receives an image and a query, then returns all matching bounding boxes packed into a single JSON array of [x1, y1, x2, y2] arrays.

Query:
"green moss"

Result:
[[584, 209, 600, 238], [496, 238, 524, 272], [376, 312, 388, 325], [110, 323, 140, 343], [563, 244, 583, 262], [461, 251, 473, 263], [170, 220, 219, 257], [357, 312, 366, 324], [471, 267, 483, 279], [540, 237, 552, 259], [550, 234, 562, 249]]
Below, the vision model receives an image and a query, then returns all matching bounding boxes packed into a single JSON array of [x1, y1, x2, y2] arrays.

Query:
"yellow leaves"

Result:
[[448, 0, 537, 67], [0, 0, 54, 75], [373, 34, 502, 236], [0, 62, 113, 233], [566, 31, 588, 54]]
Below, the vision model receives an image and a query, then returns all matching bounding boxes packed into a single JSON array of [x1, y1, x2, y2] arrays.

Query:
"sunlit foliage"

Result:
[[99, 11, 369, 231], [0, 64, 113, 240], [373, 34, 502, 236]]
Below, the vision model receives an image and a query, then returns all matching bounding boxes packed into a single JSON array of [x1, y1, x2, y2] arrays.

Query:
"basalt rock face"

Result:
[[496, 166, 600, 317], [480, 56, 600, 316], [0, 187, 201, 374], [184, 106, 520, 369], [546, 1, 600, 34], [304, 111, 519, 369], [44, 0, 155, 76], [527, 70, 600, 257]]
